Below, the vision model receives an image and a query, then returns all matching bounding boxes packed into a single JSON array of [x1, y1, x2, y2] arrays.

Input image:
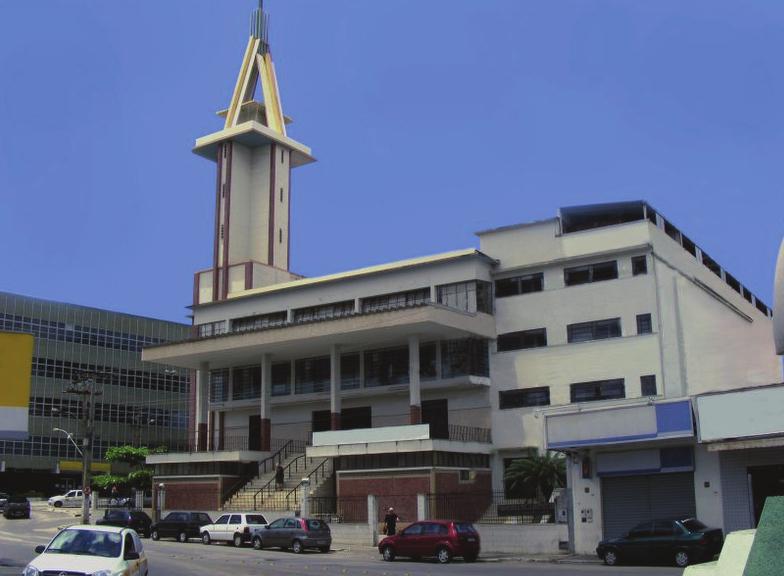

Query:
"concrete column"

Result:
[[417, 493, 427, 521], [330, 344, 341, 430], [195, 362, 209, 451], [260, 354, 272, 452], [408, 335, 421, 425], [368, 495, 378, 545]]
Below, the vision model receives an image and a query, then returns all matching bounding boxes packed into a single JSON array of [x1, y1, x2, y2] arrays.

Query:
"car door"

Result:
[[282, 518, 299, 547], [63, 490, 77, 507], [265, 518, 286, 547], [227, 514, 243, 542], [397, 522, 424, 558], [624, 522, 654, 564], [651, 520, 678, 562], [211, 514, 230, 541], [419, 523, 442, 558], [123, 532, 142, 576]]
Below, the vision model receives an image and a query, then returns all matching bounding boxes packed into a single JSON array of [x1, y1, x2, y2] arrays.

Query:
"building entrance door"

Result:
[[248, 415, 261, 451], [422, 399, 449, 439], [312, 410, 331, 433], [748, 465, 784, 526], [341, 406, 371, 430]]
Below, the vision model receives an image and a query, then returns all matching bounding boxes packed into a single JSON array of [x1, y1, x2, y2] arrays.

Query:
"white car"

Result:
[[23, 524, 148, 576], [200, 512, 268, 547], [48, 489, 84, 508]]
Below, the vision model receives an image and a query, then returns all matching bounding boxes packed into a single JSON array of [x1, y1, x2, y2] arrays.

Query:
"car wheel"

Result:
[[382, 545, 395, 561], [178, 531, 188, 543], [291, 539, 303, 554], [319, 546, 329, 553], [253, 536, 264, 550], [436, 547, 452, 564], [53, 501, 62, 508], [604, 549, 619, 566], [233, 533, 243, 548], [675, 550, 690, 568], [201, 532, 211, 545], [151, 530, 160, 541], [464, 553, 478, 563]]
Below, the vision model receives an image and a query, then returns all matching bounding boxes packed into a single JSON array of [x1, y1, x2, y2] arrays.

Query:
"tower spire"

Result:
[[225, 0, 284, 133]]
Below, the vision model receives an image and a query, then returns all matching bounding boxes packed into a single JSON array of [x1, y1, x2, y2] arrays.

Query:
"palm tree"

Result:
[[504, 451, 566, 501]]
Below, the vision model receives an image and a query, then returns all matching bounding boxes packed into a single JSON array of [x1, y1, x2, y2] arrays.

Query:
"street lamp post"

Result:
[[65, 371, 102, 525]]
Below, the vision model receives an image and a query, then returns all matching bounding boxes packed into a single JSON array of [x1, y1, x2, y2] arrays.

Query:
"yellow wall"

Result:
[[0, 332, 33, 408]]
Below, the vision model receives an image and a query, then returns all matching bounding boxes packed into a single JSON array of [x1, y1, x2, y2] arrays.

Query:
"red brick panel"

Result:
[[338, 474, 430, 523], [162, 481, 220, 511]]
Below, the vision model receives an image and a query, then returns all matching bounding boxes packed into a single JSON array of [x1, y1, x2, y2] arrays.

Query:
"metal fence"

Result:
[[310, 496, 368, 523], [424, 491, 555, 524]]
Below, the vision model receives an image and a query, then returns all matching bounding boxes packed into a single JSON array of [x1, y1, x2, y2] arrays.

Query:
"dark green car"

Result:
[[596, 518, 723, 568]]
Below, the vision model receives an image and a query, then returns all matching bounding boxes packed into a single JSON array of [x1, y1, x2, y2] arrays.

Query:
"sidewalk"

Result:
[[332, 545, 601, 565]]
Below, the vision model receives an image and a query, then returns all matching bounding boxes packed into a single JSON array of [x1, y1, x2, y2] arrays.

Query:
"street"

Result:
[[0, 507, 687, 576]]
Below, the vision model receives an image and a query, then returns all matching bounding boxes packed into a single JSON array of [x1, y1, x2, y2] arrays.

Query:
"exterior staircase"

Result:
[[222, 450, 333, 512]]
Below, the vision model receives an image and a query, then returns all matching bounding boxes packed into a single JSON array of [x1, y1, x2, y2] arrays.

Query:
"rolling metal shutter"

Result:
[[601, 473, 695, 539]]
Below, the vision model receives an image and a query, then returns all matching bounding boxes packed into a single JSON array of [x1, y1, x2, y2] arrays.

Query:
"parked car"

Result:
[[596, 518, 724, 568], [250, 517, 331, 553], [96, 508, 153, 538], [23, 525, 148, 576], [3, 495, 31, 519], [48, 489, 84, 508], [150, 511, 213, 542], [0, 492, 9, 511], [201, 512, 268, 547], [378, 520, 480, 564]]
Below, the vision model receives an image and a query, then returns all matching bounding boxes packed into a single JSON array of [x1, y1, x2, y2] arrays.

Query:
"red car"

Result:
[[378, 520, 480, 564]]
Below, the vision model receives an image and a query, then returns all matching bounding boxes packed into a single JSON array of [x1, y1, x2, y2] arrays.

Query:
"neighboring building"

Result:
[[775, 239, 784, 354], [141, 3, 781, 554], [0, 291, 191, 495]]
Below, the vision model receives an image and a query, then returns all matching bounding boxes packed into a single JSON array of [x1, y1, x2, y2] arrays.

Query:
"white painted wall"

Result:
[[194, 256, 493, 326], [693, 446, 724, 530]]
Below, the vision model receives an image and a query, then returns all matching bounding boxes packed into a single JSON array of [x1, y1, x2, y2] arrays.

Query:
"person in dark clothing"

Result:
[[275, 464, 285, 491], [383, 507, 399, 536]]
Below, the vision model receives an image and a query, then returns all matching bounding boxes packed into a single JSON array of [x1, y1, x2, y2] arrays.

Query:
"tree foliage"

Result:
[[504, 451, 566, 501], [104, 446, 149, 468], [95, 445, 164, 493]]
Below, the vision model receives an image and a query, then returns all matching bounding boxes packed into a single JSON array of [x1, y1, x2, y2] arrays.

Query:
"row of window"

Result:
[[497, 314, 653, 352], [29, 396, 188, 428], [0, 312, 166, 352], [198, 281, 495, 340], [495, 255, 651, 300], [32, 357, 189, 393], [208, 338, 490, 402], [498, 375, 658, 409], [0, 435, 126, 459]]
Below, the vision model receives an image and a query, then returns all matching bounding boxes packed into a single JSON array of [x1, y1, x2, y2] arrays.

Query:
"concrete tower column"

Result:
[[195, 362, 210, 451], [260, 354, 272, 451], [330, 344, 341, 430], [408, 335, 421, 424]]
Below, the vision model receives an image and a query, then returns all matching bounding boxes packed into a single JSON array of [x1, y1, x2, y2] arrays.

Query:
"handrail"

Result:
[[222, 439, 298, 508], [252, 441, 308, 509], [285, 457, 331, 510]]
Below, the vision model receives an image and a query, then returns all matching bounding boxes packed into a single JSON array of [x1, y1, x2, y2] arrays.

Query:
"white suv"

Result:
[[200, 513, 268, 547], [48, 489, 84, 508]]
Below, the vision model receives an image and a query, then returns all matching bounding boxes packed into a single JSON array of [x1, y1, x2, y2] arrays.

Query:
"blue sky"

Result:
[[1, 1, 782, 323]]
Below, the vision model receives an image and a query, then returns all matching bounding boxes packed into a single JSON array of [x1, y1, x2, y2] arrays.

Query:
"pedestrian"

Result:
[[383, 507, 399, 536], [275, 463, 285, 491]]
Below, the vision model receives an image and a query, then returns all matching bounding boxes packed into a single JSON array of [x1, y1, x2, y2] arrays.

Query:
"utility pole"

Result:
[[66, 371, 102, 525]]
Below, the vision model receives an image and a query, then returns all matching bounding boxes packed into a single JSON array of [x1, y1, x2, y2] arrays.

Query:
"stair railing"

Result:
[[285, 458, 332, 511], [252, 441, 308, 510], [222, 439, 303, 509]]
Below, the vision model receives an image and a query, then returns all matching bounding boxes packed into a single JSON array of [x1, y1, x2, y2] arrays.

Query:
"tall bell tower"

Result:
[[193, 1, 315, 304]]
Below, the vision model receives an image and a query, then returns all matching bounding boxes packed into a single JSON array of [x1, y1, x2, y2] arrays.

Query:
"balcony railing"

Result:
[[447, 424, 492, 444]]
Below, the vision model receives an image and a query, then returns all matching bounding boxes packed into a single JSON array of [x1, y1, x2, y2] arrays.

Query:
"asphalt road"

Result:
[[0, 508, 685, 576]]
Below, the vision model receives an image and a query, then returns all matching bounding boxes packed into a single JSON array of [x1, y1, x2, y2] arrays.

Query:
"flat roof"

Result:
[[194, 249, 497, 309]]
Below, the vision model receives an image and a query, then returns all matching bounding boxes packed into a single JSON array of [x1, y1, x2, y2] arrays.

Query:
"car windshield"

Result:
[[8, 496, 27, 503], [46, 529, 122, 558], [681, 519, 707, 532]]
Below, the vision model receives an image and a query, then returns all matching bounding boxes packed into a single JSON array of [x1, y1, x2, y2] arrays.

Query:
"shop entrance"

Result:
[[748, 465, 784, 526]]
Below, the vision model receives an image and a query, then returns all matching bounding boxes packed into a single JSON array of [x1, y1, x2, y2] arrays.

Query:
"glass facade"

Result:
[[0, 291, 191, 472]]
